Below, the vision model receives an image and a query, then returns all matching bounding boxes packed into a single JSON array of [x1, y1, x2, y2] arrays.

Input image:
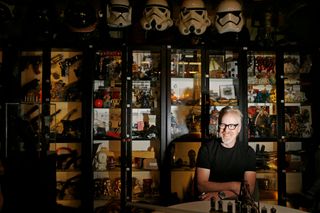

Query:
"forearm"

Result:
[[197, 180, 241, 195], [199, 188, 238, 201]]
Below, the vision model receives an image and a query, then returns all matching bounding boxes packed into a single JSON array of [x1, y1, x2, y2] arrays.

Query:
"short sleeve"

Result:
[[196, 143, 211, 169], [246, 146, 256, 172]]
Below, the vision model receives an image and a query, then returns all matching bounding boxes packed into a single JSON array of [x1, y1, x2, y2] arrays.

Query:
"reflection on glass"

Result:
[[247, 51, 277, 139], [208, 51, 239, 139], [170, 49, 201, 140], [92, 50, 123, 210], [283, 52, 312, 138], [131, 50, 161, 203]]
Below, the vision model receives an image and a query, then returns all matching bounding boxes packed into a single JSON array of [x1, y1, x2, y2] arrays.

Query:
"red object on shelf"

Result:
[[94, 99, 103, 108]]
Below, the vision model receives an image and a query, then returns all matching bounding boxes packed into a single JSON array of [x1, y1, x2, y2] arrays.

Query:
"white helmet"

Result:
[[140, 0, 173, 31], [106, 0, 132, 28], [176, 0, 211, 35], [215, 0, 244, 34]]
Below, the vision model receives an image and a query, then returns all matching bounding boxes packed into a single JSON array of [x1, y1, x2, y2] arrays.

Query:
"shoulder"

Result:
[[236, 143, 256, 158], [245, 145, 256, 160], [237, 142, 255, 152], [247, 145, 255, 153], [200, 139, 220, 149]]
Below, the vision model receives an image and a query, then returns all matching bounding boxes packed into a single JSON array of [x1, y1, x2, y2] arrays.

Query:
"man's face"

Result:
[[219, 112, 241, 147]]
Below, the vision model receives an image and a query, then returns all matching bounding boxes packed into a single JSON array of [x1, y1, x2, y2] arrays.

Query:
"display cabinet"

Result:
[[206, 49, 242, 139], [2, 50, 56, 212], [0, 45, 317, 212], [91, 49, 123, 212], [91, 46, 166, 212], [126, 47, 164, 206], [168, 48, 203, 202], [246, 50, 279, 204], [167, 47, 243, 202], [246, 48, 316, 206], [282, 50, 314, 207], [4, 50, 44, 155], [48, 50, 85, 209]]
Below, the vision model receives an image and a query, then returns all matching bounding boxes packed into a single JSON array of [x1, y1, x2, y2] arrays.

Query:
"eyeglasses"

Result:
[[219, 123, 239, 130]]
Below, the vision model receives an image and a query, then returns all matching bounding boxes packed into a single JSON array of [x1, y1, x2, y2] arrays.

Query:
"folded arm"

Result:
[[196, 167, 256, 200]]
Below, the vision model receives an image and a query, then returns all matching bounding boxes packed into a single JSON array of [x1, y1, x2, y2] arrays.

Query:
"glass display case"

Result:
[[283, 51, 313, 205], [0, 45, 317, 212], [3, 50, 56, 212], [170, 49, 202, 140], [128, 49, 162, 205], [92, 50, 122, 211], [168, 48, 242, 202], [169, 48, 202, 202], [207, 50, 240, 139], [5, 51, 44, 154], [283, 52, 312, 139], [49, 50, 84, 209], [247, 50, 278, 204]]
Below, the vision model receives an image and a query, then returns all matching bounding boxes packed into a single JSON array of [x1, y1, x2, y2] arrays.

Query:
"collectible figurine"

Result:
[[114, 178, 121, 198], [93, 147, 109, 171]]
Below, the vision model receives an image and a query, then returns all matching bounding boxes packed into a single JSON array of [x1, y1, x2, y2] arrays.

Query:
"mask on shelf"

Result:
[[215, 0, 244, 34], [106, 0, 132, 28], [140, 0, 173, 31], [176, 0, 211, 35]]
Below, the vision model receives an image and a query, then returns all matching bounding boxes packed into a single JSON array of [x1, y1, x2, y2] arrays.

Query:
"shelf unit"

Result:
[[0, 45, 318, 212], [91, 49, 123, 212], [166, 47, 245, 203]]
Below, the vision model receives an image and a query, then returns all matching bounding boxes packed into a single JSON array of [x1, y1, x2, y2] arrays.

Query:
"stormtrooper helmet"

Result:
[[140, 0, 173, 31], [176, 0, 211, 35], [106, 0, 132, 28], [215, 0, 244, 34]]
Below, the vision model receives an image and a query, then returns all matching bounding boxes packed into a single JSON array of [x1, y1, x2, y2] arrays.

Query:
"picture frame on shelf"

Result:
[[219, 85, 235, 100], [209, 55, 226, 78]]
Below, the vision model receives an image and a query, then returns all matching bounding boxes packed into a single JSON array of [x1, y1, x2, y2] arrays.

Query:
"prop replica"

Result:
[[215, 0, 244, 34], [106, 0, 132, 28], [176, 0, 211, 35], [140, 0, 173, 31]]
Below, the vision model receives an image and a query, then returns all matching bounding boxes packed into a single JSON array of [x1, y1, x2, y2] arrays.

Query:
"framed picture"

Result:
[[219, 85, 235, 99]]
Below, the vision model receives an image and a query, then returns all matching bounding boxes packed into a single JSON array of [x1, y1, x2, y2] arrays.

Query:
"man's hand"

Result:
[[199, 192, 219, 201]]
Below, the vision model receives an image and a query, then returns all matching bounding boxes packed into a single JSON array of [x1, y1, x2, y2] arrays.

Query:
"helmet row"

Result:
[[108, 0, 245, 35], [0, 0, 245, 36]]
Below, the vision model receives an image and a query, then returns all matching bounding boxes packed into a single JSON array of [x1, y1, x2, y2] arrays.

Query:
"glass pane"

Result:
[[5, 103, 42, 154], [50, 51, 83, 140], [170, 49, 201, 140], [247, 51, 278, 204], [247, 51, 277, 139], [208, 50, 239, 139], [92, 50, 122, 211], [284, 52, 312, 138], [131, 49, 161, 203], [249, 141, 278, 203], [20, 51, 43, 104], [50, 50, 83, 209]]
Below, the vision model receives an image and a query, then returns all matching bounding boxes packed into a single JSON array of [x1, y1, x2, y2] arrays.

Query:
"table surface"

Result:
[[169, 200, 308, 213]]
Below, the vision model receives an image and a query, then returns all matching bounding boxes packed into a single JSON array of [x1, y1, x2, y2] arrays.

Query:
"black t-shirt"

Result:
[[196, 139, 256, 182]]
